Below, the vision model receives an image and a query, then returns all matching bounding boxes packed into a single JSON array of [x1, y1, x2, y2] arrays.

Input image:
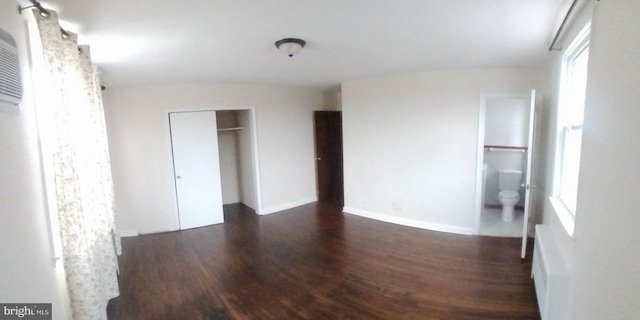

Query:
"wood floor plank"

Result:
[[107, 202, 540, 319]]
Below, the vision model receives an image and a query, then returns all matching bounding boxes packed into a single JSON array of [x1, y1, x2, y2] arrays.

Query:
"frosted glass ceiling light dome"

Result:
[[275, 38, 306, 57]]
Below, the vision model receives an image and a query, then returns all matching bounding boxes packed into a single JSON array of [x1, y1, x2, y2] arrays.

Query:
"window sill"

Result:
[[549, 196, 575, 237]]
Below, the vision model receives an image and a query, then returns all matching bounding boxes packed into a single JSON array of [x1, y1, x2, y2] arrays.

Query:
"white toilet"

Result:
[[497, 170, 523, 221]]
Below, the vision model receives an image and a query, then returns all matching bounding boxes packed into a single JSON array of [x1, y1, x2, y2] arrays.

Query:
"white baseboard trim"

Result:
[[259, 197, 318, 215], [343, 207, 474, 235], [118, 229, 139, 237]]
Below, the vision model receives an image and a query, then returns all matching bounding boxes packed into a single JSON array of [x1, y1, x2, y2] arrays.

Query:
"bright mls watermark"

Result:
[[0, 304, 51, 320]]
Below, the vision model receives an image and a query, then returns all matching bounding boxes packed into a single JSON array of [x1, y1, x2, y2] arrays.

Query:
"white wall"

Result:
[[218, 130, 241, 204], [238, 110, 256, 207], [323, 89, 342, 111], [0, 3, 70, 318], [484, 98, 530, 147], [541, 0, 640, 318], [103, 83, 325, 234], [342, 68, 545, 233]]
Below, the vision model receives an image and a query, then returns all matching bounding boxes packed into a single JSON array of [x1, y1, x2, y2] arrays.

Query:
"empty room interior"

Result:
[[1, 0, 639, 319]]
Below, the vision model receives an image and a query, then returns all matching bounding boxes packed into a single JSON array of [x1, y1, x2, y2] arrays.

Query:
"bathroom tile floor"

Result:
[[479, 208, 524, 238]]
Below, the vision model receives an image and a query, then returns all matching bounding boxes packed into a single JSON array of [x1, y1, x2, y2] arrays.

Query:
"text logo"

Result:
[[0, 304, 51, 320]]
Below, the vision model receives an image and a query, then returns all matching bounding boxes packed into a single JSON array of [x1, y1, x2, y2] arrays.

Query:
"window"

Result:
[[552, 22, 590, 235]]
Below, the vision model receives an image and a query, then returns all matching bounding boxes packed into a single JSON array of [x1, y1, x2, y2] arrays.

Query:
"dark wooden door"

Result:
[[314, 111, 344, 205]]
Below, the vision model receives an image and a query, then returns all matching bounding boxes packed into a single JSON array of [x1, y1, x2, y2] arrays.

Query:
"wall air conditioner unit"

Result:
[[0, 28, 23, 114]]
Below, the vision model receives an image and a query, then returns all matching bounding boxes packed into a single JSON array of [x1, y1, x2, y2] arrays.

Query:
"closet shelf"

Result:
[[217, 127, 244, 132]]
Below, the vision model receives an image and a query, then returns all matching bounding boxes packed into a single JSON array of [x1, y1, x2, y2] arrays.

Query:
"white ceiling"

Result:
[[38, 0, 565, 90]]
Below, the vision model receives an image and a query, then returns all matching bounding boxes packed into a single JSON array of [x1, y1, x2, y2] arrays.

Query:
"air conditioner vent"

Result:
[[0, 27, 22, 113]]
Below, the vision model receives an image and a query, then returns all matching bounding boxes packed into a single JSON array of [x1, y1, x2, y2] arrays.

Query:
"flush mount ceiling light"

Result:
[[275, 38, 306, 58]]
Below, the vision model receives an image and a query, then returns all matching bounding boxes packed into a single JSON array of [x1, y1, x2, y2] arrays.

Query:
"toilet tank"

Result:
[[498, 170, 523, 191]]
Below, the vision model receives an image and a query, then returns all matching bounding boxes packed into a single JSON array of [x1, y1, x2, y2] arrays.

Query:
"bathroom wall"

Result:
[[484, 98, 530, 146], [483, 97, 531, 207]]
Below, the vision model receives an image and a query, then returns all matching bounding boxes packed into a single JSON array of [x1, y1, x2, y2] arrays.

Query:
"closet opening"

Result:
[[169, 107, 261, 230], [216, 109, 259, 211]]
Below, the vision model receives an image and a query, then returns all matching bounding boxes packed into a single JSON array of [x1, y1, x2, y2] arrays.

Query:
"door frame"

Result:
[[475, 92, 537, 253], [165, 106, 262, 228]]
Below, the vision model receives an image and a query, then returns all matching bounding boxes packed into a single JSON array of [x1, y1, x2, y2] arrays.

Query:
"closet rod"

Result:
[[484, 145, 527, 152]]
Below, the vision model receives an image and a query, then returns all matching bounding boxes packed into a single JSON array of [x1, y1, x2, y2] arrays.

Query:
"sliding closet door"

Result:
[[169, 111, 224, 229]]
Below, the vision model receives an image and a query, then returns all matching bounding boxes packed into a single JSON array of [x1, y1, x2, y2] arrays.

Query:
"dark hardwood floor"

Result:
[[107, 202, 540, 320]]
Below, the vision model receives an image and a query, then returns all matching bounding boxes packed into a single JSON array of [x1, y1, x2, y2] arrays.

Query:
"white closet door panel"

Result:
[[170, 111, 224, 229]]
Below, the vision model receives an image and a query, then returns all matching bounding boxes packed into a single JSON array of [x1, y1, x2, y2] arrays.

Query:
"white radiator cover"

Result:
[[532, 224, 570, 319]]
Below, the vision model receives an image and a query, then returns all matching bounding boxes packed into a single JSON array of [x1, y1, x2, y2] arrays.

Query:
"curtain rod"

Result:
[[548, 0, 579, 51], [18, 0, 70, 39], [17, 0, 105, 90], [548, 0, 600, 51]]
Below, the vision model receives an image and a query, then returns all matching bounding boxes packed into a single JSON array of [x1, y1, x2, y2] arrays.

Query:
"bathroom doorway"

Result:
[[475, 91, 537, 258]]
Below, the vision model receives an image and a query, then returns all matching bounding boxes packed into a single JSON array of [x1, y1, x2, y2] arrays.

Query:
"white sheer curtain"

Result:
[[32, 10, 120, 320]]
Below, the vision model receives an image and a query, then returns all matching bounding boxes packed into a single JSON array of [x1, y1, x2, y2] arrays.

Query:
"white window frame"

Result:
[[551, 21, 591, 237]]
